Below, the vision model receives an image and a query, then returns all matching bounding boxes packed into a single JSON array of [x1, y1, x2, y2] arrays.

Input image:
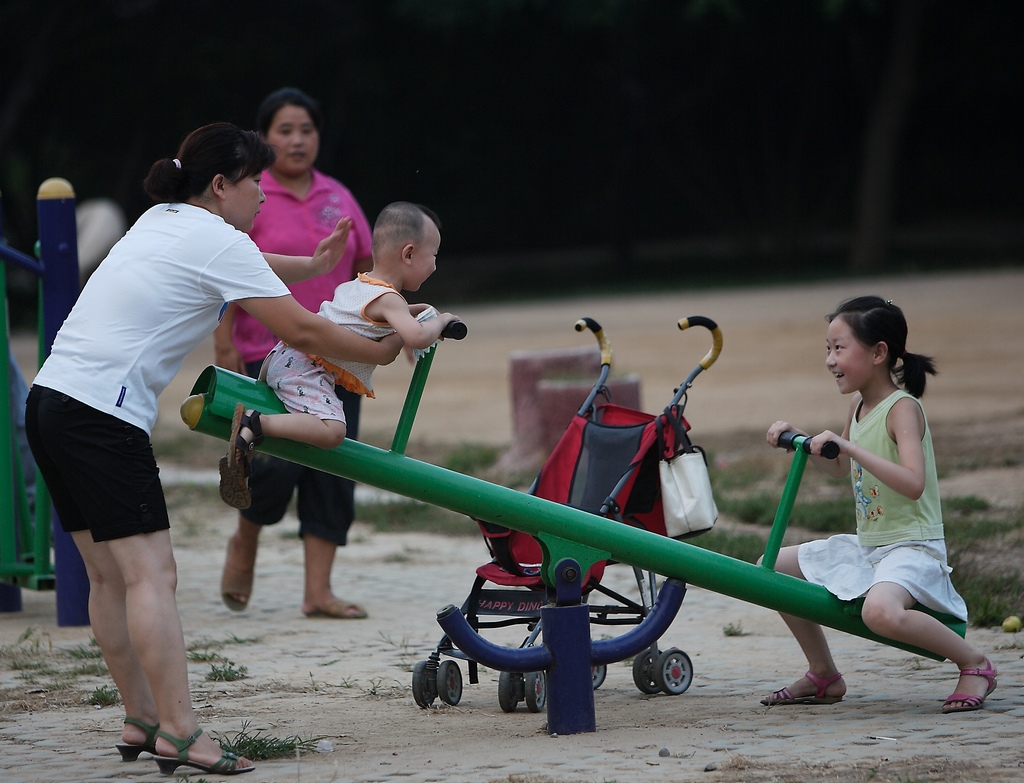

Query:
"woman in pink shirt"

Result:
[[215, 87, 372, 620]]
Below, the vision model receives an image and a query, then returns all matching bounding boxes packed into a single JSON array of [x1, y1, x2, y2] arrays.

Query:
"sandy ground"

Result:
[[3, 269, 1024, 782]]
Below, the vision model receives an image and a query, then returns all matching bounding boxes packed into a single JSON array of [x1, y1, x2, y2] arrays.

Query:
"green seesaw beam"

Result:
[[181, 363, 964, 662]]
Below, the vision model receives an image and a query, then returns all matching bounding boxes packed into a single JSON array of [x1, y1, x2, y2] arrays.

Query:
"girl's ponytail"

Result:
[[895, 350, 938, 398]]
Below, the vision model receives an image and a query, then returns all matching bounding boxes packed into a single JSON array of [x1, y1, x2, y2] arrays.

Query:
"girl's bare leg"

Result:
[[862, 582, 993, 702], [759, 545, 846, 699]]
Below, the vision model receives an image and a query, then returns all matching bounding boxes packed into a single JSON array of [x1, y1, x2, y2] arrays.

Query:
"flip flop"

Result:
[[220, 539, 254, 612], [942, 657, 997, 713], [303, 598, 368, 619], [761, 670, 844, 706]]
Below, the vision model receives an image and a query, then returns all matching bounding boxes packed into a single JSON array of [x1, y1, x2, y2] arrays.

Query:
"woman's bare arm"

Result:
[[238, 294, 402, 366]]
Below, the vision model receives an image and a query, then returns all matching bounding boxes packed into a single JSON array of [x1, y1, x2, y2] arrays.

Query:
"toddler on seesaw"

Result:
[[219, 201, 460, 508]]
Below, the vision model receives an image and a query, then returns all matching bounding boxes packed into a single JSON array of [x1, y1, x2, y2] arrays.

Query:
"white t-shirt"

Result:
[[33, 203, 290, 433]]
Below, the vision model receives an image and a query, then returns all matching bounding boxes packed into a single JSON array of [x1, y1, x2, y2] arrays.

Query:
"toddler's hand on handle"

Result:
[[438, 313, 466, 340]]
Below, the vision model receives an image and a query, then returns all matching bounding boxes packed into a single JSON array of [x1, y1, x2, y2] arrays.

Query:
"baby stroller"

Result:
[[411, 316, 721, 712]]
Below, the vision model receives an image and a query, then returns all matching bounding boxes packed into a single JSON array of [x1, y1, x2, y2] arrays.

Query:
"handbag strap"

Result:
[[657, 404, 693, 459]]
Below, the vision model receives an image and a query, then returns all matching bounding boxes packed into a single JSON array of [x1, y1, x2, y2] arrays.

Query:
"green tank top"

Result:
[[849, 389, 944, 546]]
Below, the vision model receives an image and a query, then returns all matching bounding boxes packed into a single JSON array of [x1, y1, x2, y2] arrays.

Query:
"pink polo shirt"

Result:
[[231, 168, 373, 363]]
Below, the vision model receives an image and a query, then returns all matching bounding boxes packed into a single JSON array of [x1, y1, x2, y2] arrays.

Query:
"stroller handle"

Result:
[[677, 316, 722, 371], [574, 317, 612, 367]]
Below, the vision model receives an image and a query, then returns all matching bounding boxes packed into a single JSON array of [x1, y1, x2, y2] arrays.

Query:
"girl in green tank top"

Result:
[[761, 296, 995, 714]]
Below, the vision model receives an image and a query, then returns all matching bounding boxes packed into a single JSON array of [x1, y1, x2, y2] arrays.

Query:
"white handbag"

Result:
[[657, 406, 718, 538]]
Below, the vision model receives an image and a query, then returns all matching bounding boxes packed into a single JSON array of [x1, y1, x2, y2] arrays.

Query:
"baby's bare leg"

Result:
[[260, 412, 347, 450]]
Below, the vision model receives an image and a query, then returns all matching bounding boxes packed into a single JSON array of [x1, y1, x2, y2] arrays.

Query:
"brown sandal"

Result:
[[218, 404, 264, 509]]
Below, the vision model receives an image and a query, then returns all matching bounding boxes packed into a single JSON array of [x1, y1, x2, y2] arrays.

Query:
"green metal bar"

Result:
[[0, 263, 16, 581], [760, 447, 809, 571], [390, 345, 437, 456], [181, 365, 965, 661]]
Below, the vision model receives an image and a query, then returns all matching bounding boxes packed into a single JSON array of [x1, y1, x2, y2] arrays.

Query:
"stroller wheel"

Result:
[[524, 670, 547, 713], [653, 648, 693, 695], [497, 671, 523, 712], [412, 660, 438, 708], [632, 649, 661, 694], [591, 663, 607, 690], [436, 660, 463, 705]]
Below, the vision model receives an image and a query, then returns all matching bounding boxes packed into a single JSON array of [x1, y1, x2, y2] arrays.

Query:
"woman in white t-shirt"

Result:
[[25, 123, 401, 776]]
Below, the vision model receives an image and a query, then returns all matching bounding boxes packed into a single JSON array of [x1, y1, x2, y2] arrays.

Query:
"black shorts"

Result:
[[25, 386, 169, 542]]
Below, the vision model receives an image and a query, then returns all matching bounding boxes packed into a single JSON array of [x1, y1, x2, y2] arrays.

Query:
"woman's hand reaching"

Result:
[[310, 216, 354, 277]]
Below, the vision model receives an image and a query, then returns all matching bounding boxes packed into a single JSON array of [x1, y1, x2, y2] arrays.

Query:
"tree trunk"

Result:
[[849, 0, 930, 271]]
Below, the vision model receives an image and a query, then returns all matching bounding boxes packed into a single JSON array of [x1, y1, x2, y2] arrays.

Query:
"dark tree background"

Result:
[[1, 0, 1021, 310]]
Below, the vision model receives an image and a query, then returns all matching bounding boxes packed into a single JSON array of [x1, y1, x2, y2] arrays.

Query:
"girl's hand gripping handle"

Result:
[[778, 431, 840, 460]]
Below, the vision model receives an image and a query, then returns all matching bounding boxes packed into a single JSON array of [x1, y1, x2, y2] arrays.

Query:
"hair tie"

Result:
[[172, 158, 182, 169]]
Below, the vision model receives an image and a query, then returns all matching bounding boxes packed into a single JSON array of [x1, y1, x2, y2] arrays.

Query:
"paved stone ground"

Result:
[[2, 520, 1023, 783], [3, 270, 1023, 782]]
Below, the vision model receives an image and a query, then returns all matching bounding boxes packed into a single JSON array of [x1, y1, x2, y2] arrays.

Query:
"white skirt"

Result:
[[797, 535, 968, 622]]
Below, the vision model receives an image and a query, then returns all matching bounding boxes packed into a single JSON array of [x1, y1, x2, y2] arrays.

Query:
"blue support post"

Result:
[[36, 178, 90, 627], [541, 559, 596, 734]]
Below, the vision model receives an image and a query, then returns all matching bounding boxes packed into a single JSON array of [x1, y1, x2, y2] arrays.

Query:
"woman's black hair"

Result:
[[827, 295, 937, 398], [256, 87, 324, 136], [143, 122, 276, 204]]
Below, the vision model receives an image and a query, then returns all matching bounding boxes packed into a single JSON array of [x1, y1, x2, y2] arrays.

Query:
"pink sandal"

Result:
[[761, 670, 844, 706], [942, 657, 997, 714]]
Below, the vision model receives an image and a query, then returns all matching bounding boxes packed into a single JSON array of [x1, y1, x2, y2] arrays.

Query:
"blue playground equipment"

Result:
[[0, 179, 90, 625], [180, 316, 967, 736]]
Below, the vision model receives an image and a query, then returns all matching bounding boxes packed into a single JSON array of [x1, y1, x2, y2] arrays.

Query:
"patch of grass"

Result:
[[944, 495, 991, 514], [67, 661, 108, 678], [63, 639, 103, 660], [213, 720, 324, 761], [187, 650, 224, 663], [442, 443, 502, 475], [686, 529, 769, 564], [187, 634, 262, 653], [715, 493, 853, 533], [225, 634, 263, 645], [358, 498, 476, 536], [952, 562, 1024, 627], [945, 517, 1024, 550], [88, 684, 120, 707], [706, 456, 781, 492], [206, 660, 248, 682], [0, 629, 113, 700]]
